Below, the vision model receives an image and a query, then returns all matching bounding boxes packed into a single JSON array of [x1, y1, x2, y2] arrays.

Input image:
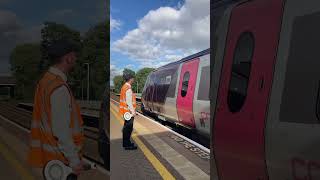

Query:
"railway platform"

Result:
[[110, 99, 210, 180], [0, 102, 109, 180]]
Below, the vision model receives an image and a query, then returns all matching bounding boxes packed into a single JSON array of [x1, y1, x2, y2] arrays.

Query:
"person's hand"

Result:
[[72, 161, 84, 175], [131, 111, 136, 117]]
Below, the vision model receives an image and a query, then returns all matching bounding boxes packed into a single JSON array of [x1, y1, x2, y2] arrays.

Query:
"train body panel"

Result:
[[265, 0, 320, 179], [162, 64, 181, 122], [193, 54, 210, 135], [177, 58, 200, 128], [213, 0, 284, 179], [141, 49, 210, 136], [212, 0, 320, 179]]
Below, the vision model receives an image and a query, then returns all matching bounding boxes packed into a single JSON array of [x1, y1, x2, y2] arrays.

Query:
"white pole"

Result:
[[81, 80, 84, 100]]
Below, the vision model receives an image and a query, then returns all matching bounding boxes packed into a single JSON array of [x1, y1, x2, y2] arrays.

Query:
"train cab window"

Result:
[[227, 32, 254, 113], [181, 72, 190, 97], [198, 66, 210, 101]]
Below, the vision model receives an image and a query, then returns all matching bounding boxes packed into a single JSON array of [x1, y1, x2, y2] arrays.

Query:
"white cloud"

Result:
[[110, 63, 123, 85], [125, 64, 134, 69], [112, 0, 209, 68], [110, 16, 121, 32]]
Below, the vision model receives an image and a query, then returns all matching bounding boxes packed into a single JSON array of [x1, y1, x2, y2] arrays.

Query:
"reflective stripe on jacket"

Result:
[[27, 71, 84, 167]]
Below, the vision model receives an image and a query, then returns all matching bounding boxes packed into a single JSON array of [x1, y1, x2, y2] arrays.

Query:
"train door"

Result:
[[193, 54, 210, 135], [211, 3, 238, 179], [163, 64, 181, 122], [265, 0, 320, 179], [213, 0, 284, 179], [177, 59, 200, 128], [148, 73, 156, 112]]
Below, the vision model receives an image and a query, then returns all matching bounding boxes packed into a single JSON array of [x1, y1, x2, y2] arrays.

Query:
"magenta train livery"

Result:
[[211, 0, 320, 179], [141, 49, 210, 138]]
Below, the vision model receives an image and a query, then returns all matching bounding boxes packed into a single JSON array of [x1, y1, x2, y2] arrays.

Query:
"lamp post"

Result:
[[84, 63, 90, 102], [137, 80, 138, 93]]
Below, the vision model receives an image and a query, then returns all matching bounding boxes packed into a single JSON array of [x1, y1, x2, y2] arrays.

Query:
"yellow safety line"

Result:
[[110, 104, 175, 180], [0, 139, 34, 180]]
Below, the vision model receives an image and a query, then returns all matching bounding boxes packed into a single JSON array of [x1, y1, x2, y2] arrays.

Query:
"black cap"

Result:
[[123, 73, 135, 82], [47, 39, 79, 60]]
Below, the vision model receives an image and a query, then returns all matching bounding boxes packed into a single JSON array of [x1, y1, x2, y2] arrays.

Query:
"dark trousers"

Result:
[[122, 117, 134, 146]]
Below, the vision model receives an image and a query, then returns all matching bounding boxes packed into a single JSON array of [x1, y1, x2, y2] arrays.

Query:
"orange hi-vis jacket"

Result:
[[119, 83, 136, 116], [27, 71, 84, 168]]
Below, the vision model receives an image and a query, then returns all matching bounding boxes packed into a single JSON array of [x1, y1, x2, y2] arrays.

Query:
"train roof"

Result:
[[212, 0, 244, 9], [155, 48, 210, 71]]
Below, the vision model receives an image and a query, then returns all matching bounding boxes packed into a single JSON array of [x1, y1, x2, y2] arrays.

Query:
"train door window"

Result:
[[227, 32, 254, 113], [181, 72, 190, 97], [198, 66, 210, 101]]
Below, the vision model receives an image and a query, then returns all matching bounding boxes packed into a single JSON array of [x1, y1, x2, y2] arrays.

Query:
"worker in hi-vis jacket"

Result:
[[27, 40, 88, 177], [119, 73, 138, 150]]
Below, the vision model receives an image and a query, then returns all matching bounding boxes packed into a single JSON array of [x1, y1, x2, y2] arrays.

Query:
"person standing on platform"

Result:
[[27, 40, 87, 177], [119, 73, 138, 150]]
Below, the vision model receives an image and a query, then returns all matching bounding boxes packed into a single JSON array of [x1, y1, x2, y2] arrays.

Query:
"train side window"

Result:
[[167, 68, 178, 98], [198, 66, 210, 101], [165, 76, 171, 84], [279, 12, 320, 124], [181, 72, 190, 97], [227, 32, 254, 113]]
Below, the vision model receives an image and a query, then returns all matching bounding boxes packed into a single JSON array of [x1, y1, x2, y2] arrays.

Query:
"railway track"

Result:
[[0, 103, 99, 140], [0, 102, 106, 173], [110, 93, 210, 149]]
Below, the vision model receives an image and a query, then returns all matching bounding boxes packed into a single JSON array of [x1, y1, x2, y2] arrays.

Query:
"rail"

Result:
[[109, 94, 210, 149], [0, 102, 108, 173]]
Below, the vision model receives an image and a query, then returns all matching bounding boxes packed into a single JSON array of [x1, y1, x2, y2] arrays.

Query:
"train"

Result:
[[140, 49, 210, 137], [98, 0, 320, 179], [211, 0, 320, 179]]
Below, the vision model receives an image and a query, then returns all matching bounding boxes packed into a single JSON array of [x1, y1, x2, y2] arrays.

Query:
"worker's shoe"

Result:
[[124, 144, 137, 150], [123, 142, 135, 147]]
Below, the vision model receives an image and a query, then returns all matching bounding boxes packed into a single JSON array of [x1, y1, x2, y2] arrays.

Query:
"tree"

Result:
[[80, 21, 108, 100], [122, 68, 136, 92], [113, 75, 124, 93], [10, 43, 41, 100], [40, 22, 81, 72], [113, 67, 154, 94], [135, 68, 155, 94]]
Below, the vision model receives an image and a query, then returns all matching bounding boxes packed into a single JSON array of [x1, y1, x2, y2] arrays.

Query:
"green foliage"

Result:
[[40, 22, 81, 71], [76, 22, 108, 100], [113, 75, 124, 94], [113, 67, 154, 94], [10, 20, 109, 101], [122, 68, 136, 92], [123, 68, 135, 77], [135, 67, 155, 93], [9, 43, 41, 100]]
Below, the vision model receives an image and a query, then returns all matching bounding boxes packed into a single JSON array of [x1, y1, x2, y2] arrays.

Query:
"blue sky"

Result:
[[110, 0, 210, 85], [0, 0, 106, 75]]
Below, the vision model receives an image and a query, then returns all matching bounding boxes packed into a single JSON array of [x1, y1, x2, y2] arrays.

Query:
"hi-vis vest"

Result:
[[27, 71, 84, 168], [119, 83, 136, 116]]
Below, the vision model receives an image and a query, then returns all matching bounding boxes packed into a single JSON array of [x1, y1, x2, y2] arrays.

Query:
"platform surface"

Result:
[[0, 108, 109, 180], [110, 100, 210, 180]]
